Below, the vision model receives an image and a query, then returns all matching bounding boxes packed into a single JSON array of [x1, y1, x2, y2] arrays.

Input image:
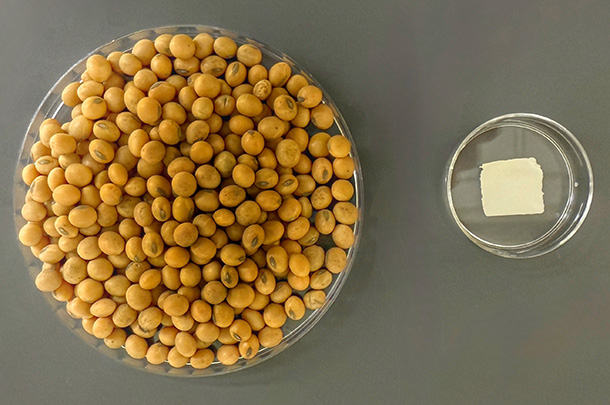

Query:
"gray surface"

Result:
[[2, 0, 610, 403]]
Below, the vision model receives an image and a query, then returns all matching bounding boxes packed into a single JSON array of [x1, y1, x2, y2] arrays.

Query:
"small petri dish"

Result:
[[446, 113, 593, 259], [13, 25, 363, 376]]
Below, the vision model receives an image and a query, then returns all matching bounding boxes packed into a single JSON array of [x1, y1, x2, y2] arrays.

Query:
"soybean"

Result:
[[19, 34, 360, 370]]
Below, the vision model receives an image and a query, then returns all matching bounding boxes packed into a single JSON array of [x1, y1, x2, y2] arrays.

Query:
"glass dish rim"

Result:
[[445, 112, 593, 259], [12, 24, 364, 376]]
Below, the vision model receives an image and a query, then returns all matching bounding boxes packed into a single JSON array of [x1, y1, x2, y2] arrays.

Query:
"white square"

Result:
[[480, 157, 545, 217]]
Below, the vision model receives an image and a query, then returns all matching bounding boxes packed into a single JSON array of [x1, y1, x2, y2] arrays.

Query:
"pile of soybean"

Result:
[[18, 32, 358, 369]]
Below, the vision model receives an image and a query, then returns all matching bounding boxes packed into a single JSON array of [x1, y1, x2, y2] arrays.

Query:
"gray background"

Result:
[[1, 0, 610, 403]]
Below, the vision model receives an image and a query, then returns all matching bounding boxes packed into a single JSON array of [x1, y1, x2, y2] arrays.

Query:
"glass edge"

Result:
[[444, 112, 594, 259], [13, 25, 364, 377]]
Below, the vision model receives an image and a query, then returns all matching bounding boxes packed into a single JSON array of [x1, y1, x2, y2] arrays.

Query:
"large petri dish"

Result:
[[13, 25, 363, 376], [446, 113, 592, 258]]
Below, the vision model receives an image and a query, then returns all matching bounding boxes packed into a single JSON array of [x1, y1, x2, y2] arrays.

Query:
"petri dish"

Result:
[[446, 113, 593, 258], [13, 25, 363, 376]]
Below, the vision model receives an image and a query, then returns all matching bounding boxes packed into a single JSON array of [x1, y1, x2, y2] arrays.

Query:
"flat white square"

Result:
[[480, 157, 545, 217]]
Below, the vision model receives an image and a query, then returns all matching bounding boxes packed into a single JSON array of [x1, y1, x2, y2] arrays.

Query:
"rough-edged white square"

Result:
[[480, 157, 544, 217]]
